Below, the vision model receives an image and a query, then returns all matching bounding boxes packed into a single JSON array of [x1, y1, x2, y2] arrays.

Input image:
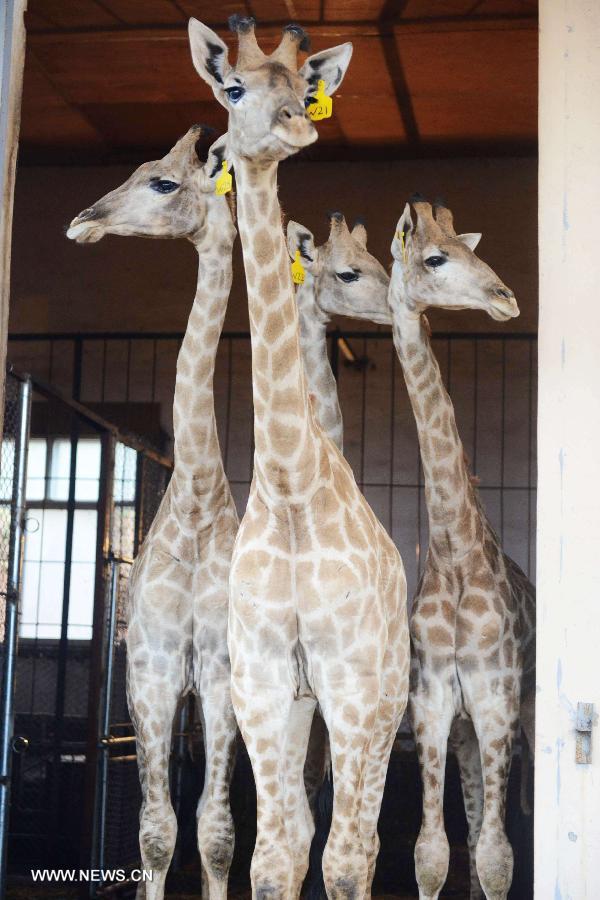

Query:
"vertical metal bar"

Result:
[[359, 337, 367, 489], [133, 452, 144, 557], [500, 339, 506, 542], [472, 339, 479, 474], [80, 432, 114, 898], [223, 337, 233, 471], [95, 557, 119, 887], [0, 376, 31, 897], [330, 328, 340, 382], [527, 338, 534, 578], [150, 339, 157, 403], [388, 342, 395, 538], [50, 340, 82, 858]]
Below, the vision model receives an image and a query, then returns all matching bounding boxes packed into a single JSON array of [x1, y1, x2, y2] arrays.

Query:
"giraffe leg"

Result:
[[469, 698, 518, 900], [359, 644, 409, 899], [449, 719, 484, 900], [232, 679, 296, 900], [196, 675, 238, 900], [409, 677, 456, 900], [282, 697, 318, 898], [318, 681, 381, 900], [127, 668, 183, 900]]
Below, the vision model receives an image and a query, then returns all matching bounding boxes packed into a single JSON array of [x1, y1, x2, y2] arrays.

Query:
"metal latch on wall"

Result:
[[575, 702, 594, 764]]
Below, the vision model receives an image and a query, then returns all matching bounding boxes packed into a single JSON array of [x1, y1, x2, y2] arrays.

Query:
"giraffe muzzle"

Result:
[[489, 285, 519, 320]]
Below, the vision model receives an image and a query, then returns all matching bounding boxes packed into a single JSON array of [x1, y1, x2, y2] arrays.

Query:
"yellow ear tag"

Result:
[[215, 161, 232, 196], [291, 250, 306, 285], [307, 80, 333, 122], [396, 229, 407, 264]]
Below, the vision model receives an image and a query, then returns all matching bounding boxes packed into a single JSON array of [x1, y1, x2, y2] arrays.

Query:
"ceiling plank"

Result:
[[97, 0, 186, 25]]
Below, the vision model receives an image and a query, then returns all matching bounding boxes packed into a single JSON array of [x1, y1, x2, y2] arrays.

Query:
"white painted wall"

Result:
[[536, 1, 600, 894]]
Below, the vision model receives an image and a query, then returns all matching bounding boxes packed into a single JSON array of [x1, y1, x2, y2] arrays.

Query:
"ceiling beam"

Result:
[[25, 14, 538, 44], [378, 0, 420, 149]]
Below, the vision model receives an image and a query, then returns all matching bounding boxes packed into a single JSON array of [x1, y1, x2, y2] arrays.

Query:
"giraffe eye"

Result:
[[225, 86, 245, 104], [424, 255, 447, 268], [150, 179, 179, 194], [336, 271, 359, 283]]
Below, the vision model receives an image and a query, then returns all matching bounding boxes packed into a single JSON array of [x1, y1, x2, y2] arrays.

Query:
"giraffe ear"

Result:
[[299, 43, 353, 99], [202, 133, 231, 187], [188, 19, 232, 105], [287, 220, 318, 272], [391, 203, 413, 264], [457, 232, 482, 251]]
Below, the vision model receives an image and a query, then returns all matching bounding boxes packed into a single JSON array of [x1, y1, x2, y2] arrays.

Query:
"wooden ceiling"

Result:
[[19, 0, 538, 165]]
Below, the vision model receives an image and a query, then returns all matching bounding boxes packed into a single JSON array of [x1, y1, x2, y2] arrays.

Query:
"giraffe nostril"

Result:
[[78, 207, 96, 222], [495, 287, 513, 300]]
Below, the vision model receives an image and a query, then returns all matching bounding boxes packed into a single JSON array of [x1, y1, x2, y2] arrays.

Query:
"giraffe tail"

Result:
[[304, 766, 333, 899]]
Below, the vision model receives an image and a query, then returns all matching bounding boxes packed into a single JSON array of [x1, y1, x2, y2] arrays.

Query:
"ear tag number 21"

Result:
[[307, 80, 332, 122], [291, 250, 306, 285], [215, 161, 232, 196]]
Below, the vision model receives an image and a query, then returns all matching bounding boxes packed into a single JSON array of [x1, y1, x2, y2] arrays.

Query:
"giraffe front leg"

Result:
[[196, 673, 238, 900], [282, 696, 319, 898], [127, 661, 183, 900], [466, 691, 519, 900], [449, 718, 484, 900], [409, 672, 456, 900]]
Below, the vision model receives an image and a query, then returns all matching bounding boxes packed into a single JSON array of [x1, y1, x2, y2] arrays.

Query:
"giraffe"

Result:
[[288, 208, 535, 896], [189, 16, 410, 900], [385, 198, 536, 900], [67, 128, 239, 900], [286, 212, 390, 451]]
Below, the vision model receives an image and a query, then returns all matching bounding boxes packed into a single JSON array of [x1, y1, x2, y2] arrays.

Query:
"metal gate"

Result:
[[0, 369, 171, 896]]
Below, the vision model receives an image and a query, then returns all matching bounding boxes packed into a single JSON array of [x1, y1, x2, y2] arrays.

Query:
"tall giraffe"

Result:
[[189, 17, 410, 900], [386, 198, 535, 900], [286, 212, 390, 451], [67, 129, 239, 900]]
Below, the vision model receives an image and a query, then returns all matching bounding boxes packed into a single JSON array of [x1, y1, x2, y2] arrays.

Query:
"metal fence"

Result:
[[0, 368, 171, 896], [8, 330, 538, 598]]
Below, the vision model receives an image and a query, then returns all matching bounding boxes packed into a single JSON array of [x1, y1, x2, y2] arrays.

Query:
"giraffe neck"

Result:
[[170, 206, 236, 521], [389, 270, 481, 559], [233, 156, 324, 501], [296, 275, 343, 452]]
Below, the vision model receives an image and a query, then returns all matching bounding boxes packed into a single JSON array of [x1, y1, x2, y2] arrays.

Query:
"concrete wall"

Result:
[[9, 155, 537, 336]]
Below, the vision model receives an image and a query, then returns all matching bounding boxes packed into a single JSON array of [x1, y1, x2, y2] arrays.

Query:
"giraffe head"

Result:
[[188, 16, 352, 162], [66, 127, 233, 244], [286, 212, 391, 324], [390, 197, 520, 322]]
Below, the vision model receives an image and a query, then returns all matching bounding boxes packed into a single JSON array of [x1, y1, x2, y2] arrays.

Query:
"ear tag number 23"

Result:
[[307, 80, 333, 122]]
